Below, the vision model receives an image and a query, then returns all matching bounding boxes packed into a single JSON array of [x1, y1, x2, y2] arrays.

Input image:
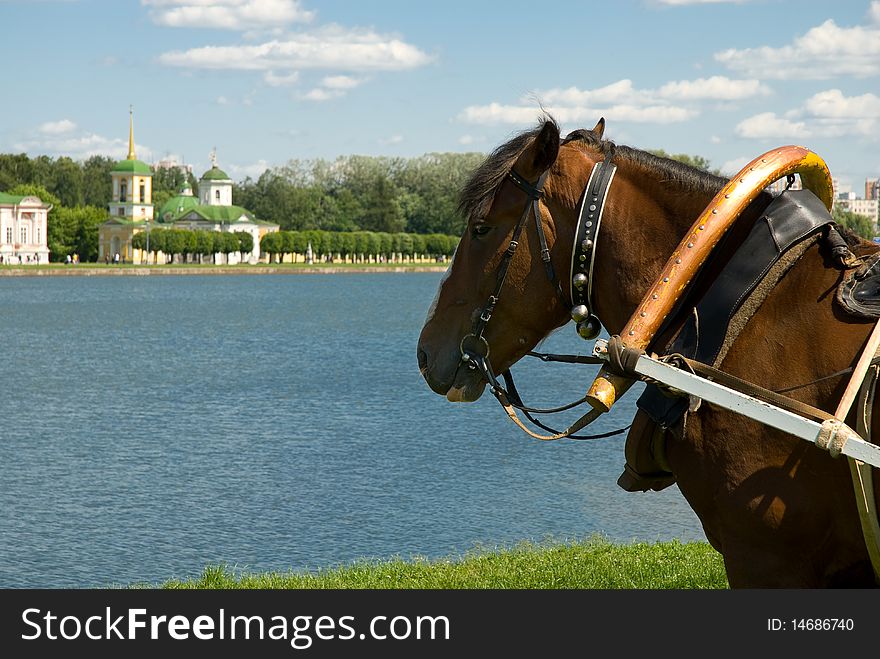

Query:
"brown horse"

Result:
[[417, 117, 880, 587]]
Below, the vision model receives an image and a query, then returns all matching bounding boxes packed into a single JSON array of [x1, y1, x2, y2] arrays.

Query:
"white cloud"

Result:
[[225, 159, 271, 180], [803, 88, 880, 119], [14, 131, 152, 162], [736, 90, 880, 140], [301, 87, 342, 102], [657, 76, 770, 100], [380, 135, 403, 145], [263, 70, 300, 86], [735, 112, 809, 139], [158, 25, 433, 72], [457, 134, 484, 146], [710, 135, 722, 144], [871, 1, 880, 24], [298, 74, 366, 101], [321, 75, 364, 89], [459, 76, 770, 127], [655, 0, 752, 4], [536, 79, 652, 106], [39, 119, 77, 135], [719, 156, 751, 176], [142, 0, 314, 30], [715, 18, 880, 79]]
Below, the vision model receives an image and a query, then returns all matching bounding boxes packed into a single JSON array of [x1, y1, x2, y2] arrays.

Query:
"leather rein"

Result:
[[459, 153, 625, 441]]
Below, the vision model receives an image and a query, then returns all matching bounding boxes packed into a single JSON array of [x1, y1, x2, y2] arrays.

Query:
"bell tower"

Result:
[[108, 107, 153, 222]]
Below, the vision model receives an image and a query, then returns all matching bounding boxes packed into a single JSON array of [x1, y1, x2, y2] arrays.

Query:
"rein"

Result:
[[459, 152, 627, 441]]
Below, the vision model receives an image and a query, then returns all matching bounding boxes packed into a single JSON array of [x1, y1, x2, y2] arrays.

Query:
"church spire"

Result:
[[127, 105, 136, 160]]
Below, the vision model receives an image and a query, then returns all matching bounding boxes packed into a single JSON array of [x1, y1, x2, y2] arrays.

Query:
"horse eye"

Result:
[[472, 224, 492, 238]]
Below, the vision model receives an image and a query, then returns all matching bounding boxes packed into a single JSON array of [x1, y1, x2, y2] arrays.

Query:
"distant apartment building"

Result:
[[867, 177, 880, 201], [837, 197, 880, 226], [155, 156, 193, 176], [0, 191, 51, 264]]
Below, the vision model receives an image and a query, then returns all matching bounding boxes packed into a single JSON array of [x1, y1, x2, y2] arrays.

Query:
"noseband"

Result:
[[457, 152, 622, 441]]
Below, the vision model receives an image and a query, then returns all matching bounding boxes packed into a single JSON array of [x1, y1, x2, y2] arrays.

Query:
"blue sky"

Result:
[[0, 0, 877, 192]]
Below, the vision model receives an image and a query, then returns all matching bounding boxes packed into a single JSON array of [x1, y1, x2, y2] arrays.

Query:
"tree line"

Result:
[[130, 228, 253, 264], [260, 230, 458, 263], [0, 151, 484, 240]]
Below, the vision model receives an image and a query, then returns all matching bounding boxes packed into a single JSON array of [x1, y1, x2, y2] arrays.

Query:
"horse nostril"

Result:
[[417, 346, 429, 372]]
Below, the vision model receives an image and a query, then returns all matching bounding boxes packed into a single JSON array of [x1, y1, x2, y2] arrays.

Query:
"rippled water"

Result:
[[0, 273, 704, 587]]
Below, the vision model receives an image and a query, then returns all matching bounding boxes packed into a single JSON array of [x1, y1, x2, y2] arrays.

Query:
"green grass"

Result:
[[157, 538, 728, 589]]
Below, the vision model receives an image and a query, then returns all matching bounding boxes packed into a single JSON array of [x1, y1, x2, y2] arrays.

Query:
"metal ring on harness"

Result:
[[460, 333, 490, 363]]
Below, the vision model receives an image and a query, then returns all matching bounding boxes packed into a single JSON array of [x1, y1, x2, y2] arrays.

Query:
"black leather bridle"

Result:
[[457, 152, 624, 441], [458, 168, 559, 362]]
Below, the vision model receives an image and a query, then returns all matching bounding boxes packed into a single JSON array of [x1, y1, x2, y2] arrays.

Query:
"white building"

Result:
[[0, 191, 51, 264], [837, 197, 879, 226]]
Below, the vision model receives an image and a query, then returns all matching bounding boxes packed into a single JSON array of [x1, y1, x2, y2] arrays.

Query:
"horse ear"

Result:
[[530, 120, 560, 175], [591, 117, 605, 140]]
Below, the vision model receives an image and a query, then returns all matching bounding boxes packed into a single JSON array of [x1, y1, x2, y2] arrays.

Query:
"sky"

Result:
[[0, 0, 878, 192]]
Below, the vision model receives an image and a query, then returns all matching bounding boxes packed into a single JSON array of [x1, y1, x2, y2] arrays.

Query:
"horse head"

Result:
[[417, 117, 608, 402]]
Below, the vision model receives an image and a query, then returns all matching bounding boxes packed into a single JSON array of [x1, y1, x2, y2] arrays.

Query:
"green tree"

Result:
[[193, 231, 213, 264], [261, 232, 283, 262], [220, 232, 240, 263], [148, 227, 167, 260], [235, 231, 254, 261], [164, 229, 187, 263], [82, 156, 115, 207], [0, 154, 35, 191], [339, 232, 356, 262], [411, 233, 426, 259], [833, 205, 875, 240], [73, 206, 105, 262], [648, 149, 719, 175], [51, 157, 84, 207]]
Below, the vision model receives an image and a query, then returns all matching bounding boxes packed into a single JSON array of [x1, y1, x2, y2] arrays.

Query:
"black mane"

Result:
[[458, 118, 727, 222]]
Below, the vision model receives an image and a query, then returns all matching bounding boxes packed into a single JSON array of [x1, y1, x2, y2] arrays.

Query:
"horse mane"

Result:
[[562, 127, 728, 197], [458, 117, 728, 222], [458, 120, 558, 222]]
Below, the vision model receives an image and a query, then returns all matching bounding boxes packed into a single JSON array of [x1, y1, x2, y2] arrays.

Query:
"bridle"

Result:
[[458, 149, 622, 441]]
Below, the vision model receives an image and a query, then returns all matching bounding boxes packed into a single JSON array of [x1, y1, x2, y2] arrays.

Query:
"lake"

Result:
[[0, 273, 704, 587]]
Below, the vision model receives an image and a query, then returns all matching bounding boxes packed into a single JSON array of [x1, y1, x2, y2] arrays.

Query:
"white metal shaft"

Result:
[[592, 339, 880, 469]]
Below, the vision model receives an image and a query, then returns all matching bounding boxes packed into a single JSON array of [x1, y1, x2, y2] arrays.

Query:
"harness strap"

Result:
[[500, 370, 630, 440], [570, 157, 617, 325], [843, 320, 880, 584]]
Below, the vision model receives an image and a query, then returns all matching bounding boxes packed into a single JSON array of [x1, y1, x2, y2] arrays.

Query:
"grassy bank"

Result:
[[159, 539, 728, 589]]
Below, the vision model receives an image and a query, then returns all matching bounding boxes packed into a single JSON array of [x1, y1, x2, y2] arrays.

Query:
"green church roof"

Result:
[[200, 166, 231, 181], [179, 205, 254, 223], [112, 159, 153, 176], [158, 194, 200, 222]]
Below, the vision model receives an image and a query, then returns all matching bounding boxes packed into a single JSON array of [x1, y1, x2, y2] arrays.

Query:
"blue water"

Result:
[[0, 273, 704, 587]]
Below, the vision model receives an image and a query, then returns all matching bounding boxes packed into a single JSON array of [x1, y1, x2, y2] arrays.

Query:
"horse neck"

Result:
[[590, 156, 725, 334]]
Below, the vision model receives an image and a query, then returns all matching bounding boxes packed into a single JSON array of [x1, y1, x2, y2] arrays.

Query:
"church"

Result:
[[98, 112, 278, 264]]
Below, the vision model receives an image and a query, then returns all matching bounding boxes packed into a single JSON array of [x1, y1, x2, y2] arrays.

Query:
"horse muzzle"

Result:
[[417, 343, 487, 402]]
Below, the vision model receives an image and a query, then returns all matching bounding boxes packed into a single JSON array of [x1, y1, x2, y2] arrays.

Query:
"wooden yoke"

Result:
[[586, 146, 834, 413]]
